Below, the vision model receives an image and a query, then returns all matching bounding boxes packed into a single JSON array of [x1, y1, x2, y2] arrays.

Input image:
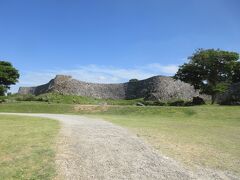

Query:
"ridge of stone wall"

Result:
[[18, 75, 201, 101]]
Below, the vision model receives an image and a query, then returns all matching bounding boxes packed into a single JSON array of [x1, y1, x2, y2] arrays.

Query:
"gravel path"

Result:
[[1, 113, 238, 180]]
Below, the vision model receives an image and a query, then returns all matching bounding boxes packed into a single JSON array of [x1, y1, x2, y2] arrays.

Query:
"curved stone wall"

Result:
[[18, 75, 201, 101]]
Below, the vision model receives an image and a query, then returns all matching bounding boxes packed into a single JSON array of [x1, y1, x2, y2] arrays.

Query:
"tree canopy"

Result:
[[0, 61, 20, 96], [233, 61, 240, 83], [174, 49, 240, 104]]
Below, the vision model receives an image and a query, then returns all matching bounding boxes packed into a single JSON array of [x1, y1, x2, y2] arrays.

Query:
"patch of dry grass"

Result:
[[74, 105, 111, 112]]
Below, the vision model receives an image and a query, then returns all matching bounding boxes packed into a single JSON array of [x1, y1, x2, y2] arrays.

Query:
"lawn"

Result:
[[0, 102, 240, 176], [0, 115, 59, 179], [88, 105, 240, 176], [4, 93, 143, 105], [0, 101, 74, 113]]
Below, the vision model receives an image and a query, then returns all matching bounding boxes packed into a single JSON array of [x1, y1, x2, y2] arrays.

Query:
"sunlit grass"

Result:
[[0, 115, 59, 179], [89, 105, 240, 175], [0, 101, 239, 176]]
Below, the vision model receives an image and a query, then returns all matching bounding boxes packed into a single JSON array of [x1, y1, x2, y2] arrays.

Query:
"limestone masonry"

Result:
[[18, 75, 202, 101], [217, 82, 240, 105]]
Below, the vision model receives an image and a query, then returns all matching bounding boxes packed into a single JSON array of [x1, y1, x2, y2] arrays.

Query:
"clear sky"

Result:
[[0, 0, 239, 92]]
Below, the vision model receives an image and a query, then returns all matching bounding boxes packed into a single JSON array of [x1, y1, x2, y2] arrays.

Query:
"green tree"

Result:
[[174, 49, 239, 104], [0, 61, 20, 96], [232, 61, 240, 83]]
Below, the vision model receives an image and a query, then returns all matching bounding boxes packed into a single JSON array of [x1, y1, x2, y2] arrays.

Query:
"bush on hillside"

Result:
[[0, 96, 7, 103], [14, 94, 38, 101], [129, 79, 139, 83], [142, 101, 166, 106], [192, 96, 205, 105], [168, 100, 186, 106]]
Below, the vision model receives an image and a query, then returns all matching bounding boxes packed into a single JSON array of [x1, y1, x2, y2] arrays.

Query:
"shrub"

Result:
[[192, 96, 205, 105], [184, 101, 193, 106], [152, 101, 166, 106], [0, 96, 6, 103], [168, 100, 185, 106], [141, 101, 166, 106], [14, 94, 35, 101], [129, 79, 139, 83]]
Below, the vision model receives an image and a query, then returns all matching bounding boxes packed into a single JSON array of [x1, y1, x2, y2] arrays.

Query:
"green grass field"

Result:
[[0, 115, 59, 179], [88, 105, 240, 175], [0, 102, 240, 175], [4, 93, 143, 105], [0, 101, 74, 113]]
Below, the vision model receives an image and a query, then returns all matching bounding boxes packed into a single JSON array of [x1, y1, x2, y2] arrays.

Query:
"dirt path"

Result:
[[1, 113, 237, 180]]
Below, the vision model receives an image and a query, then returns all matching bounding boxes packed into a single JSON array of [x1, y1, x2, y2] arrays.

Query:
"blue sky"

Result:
[[0, 0, 239, 92]]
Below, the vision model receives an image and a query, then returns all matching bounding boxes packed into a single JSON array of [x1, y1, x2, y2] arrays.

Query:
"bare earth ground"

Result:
[[1, 113, 238, 180]]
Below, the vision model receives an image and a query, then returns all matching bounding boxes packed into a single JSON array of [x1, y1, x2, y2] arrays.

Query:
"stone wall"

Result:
[[217, 82, 240, 105], [18, 75, 202, 101]]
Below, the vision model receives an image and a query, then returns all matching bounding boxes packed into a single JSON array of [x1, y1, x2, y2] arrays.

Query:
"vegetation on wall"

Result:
[[0, 92, 208, 107]]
